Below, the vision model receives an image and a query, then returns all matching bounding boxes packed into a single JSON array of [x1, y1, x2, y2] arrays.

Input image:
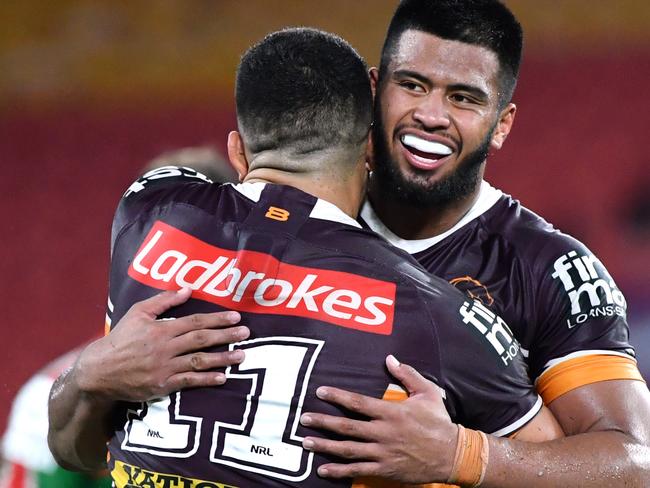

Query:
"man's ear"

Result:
[[490, 103, 516, 150], [227, 131, 249, 182], [369, 67, 379, 99], [365, 129, 376, 172]]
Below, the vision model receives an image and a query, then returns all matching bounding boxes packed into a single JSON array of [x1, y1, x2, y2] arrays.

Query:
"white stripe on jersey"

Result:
[[491, 395, 543, 437], [541, 349, 637, 375], [106, 296, 114, 327]]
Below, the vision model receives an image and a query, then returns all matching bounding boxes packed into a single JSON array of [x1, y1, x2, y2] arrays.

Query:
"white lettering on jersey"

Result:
[[551, 251, 626, 328], [459, 300, 520, 366]]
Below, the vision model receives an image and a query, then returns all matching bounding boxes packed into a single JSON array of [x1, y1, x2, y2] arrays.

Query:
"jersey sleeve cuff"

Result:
[[489, 395, 543, 437], [536, 353, 645, 404]]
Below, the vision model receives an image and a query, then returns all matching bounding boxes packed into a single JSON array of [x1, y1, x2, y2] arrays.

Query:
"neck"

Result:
[[243, 151, 366, 219], [367, 177, 483, 240]]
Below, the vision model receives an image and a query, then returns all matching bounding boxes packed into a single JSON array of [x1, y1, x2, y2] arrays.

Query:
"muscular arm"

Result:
[[302, 358, 650, 486], [47, 289, 249, 471], [484, 380, 650, 486], [47, 363, 114, 471]]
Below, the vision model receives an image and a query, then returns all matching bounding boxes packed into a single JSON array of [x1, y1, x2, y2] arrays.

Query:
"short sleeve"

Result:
[[435, 295, 542, 436], [528, 237, 642, 402]]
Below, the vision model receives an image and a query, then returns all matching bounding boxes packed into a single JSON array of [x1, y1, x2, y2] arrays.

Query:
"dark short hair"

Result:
[[236, 28, 372, 155], [380, 0, 523, 106]]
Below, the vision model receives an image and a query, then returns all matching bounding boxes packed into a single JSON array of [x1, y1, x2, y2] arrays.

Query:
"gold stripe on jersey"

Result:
[[537, 354, 645, 404], [111, 461, 238, 488], [351, 385, 459, 488]]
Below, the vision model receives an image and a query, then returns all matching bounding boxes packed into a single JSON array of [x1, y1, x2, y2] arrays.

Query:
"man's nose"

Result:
[[412, 92, 451, 130]]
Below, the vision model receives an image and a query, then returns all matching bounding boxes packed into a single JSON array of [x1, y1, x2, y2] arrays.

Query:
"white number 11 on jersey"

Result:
[[122, 336, 324, 482]]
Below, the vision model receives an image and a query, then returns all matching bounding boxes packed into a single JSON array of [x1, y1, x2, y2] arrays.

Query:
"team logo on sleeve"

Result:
[[449, 275, 494, 306], [551, 251, 626, 328], [459, 300, 520, 366], [128, 221, 396, 334]]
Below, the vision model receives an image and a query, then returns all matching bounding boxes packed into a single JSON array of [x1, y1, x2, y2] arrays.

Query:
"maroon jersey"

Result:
[[361, 180, 643, 404], [106, 168, 539, 488]]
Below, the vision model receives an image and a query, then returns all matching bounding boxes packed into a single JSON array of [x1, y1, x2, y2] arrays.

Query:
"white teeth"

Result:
[[401, 134, 452, 156]]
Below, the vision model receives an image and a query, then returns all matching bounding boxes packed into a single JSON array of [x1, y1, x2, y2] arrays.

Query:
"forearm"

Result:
[[482, 430, 650, 487], [47, 364, 114, 471]]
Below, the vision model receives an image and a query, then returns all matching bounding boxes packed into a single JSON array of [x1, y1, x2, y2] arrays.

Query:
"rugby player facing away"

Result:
[[298, 1, 650, 486], [48, 28, 561, 487]]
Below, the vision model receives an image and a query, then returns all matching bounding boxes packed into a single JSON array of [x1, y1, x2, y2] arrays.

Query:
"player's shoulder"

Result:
[[112, 167, 248, 240], [481, 190, 595, 268], [119, 165, 229, 209], [342, 223, 457, 294]]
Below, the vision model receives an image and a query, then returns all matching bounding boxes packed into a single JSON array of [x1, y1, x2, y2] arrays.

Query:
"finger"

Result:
[[302, 437, 378, 460], [168, 311, 243, 332], [168, 326, 250, 353], [167, 311, 244, 336], [316, 461, 382, 479], [164, 371, 227, 392], [171, 349, 245, 373], [314, 386, 388, 418], [300, 412, 377, 440], [385, 354, 439, 397], [131, 288, 193, 318]]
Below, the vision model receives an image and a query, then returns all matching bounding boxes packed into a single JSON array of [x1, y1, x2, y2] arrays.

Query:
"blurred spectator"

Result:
[[0, 345, 110, 488]]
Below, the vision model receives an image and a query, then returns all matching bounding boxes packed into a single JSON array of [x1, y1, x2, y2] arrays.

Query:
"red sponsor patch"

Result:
[[128, 221, 396, 334]]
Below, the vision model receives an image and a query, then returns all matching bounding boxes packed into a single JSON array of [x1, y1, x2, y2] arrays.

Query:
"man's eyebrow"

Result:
[[392, 70, 490, 101], [448, 83, 489, 101], [392, 69, 430, 85]]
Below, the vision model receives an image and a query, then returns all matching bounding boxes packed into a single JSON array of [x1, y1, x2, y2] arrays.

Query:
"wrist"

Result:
[[443, 423, 461, 481], [72, 340, 114, 406], [447, 425, 490, 487]]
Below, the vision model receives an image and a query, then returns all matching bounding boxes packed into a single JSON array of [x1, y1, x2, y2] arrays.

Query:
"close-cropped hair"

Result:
[[380, 0, 523, 106], [236, 28, 372, 155]]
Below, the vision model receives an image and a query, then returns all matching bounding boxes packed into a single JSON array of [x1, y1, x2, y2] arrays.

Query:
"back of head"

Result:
[[381, 0, 523, 106], [236, 28, 372, 160]]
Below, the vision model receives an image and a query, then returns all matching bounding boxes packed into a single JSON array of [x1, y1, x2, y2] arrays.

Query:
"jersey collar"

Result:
[[230, 182, 362, 229], [361, 180, 503, 254]]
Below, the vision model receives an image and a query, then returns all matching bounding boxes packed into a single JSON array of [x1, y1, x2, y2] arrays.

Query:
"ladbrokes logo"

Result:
[[129, 221, 396, 334], [551, 250, 626, 328]]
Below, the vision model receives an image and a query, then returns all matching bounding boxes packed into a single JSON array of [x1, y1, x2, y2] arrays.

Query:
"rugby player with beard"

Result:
[[299, 1, 650, 486]]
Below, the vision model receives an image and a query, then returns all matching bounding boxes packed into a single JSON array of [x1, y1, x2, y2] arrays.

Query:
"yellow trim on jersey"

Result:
[[382, 386, 408, 402], [111, 461, 238, 488], [537, 354, 645, 404]]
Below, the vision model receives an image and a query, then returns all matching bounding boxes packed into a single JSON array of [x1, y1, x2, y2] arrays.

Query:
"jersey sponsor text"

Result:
[[459, 300, 520, 366], [551, 251, 626, 328], [111, 461, 238, 488], [129, 221, 396, 334]]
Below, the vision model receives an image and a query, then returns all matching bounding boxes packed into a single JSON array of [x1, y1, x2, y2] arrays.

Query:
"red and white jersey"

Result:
[[106, 168, 540, 487], [361, 180, 644, 405]]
